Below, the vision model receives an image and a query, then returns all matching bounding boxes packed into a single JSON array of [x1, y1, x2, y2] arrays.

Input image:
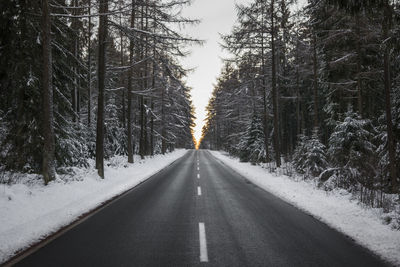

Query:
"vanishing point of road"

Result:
[[13, 150, 389, 267]]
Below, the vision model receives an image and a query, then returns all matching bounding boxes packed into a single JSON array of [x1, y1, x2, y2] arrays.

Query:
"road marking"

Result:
[[199, 223, 208, 262], [197, 186, 202, 196], [197, 173, 200, 179], [197, 167, 199, 171]]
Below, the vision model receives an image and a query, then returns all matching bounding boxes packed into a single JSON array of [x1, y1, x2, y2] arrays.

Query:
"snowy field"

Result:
[[210, 150, 400, 266], [0, 150, 187, 264]]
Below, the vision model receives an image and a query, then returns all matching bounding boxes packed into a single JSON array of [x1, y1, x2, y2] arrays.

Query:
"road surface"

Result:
[[14, 150, 388, 266]]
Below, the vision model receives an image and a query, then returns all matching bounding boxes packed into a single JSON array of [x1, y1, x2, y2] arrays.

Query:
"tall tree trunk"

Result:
[[150, 48, 155, 156], [16, 0, 28, 168], [260, 1, 269, 162], [312, 30, 319, 129], [143, 0, 149, 156], [296, 39, 301, 136], [127, 0, 135, 163], [41, 0, 56, 185], [278, 0, 288, 155], [77, 73, 80, 122], [355, 14, 363, 117], [87, 0, 91, 126], [140, 95, 145, 158], [150, 13, 156, 156], [72, 0, 79, 123], [382, 2, 398, 192], [161, 84, 166, 154], [96, 0, 108, 178], [271, 0, 281, 167], [139, 1, 145, 159], [120, 9, 126, 128]]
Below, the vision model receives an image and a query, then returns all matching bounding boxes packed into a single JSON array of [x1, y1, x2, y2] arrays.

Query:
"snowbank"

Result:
[[210, 150, 400, 266], [0, 150, 187, 264]]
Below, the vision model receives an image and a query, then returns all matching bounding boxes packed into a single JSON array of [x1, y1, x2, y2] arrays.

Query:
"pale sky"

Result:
[[179, 0, 305, 143], [179, 0, 249, 143]]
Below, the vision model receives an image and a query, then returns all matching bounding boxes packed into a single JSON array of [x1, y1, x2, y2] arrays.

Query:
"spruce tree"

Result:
[[239, 114, 266, 163], [303, 129, 328, 178], [328, 109, 376, 188]]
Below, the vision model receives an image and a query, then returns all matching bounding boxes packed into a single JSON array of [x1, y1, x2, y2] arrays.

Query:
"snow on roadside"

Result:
[[210, 150, 400, 266], [0, 149, 187, 264]]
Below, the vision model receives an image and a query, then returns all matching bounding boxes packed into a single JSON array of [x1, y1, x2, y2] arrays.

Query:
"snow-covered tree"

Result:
[[238, 114, 266, 163], [328, 109, 377, 188], [0, 0, 198, 183], [293, 129, 327, 178], [303, 130, 328, 178], [292, 132, 309, 174]]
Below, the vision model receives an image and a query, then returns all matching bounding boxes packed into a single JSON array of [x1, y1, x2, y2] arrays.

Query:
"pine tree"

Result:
[[303, 129, 328, 178], [293, 132, 309, 174], [0, 0, 198, 185], [239, 114, 266, 163], [328, 109, 376, 188]]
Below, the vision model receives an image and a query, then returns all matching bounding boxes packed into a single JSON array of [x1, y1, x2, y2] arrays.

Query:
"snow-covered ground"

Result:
[[210, 150, 400, 266], [0, 150, 187, 264]]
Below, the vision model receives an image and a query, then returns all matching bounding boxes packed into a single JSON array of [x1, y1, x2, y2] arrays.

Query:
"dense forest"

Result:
[[200, 0, 400, 207], [0, 0, 198, 183]]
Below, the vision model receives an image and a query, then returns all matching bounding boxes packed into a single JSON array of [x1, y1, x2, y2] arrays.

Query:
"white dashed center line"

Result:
[[199, 223, 208, 262], [197, 173, 200, 179], [197, 186, 202, 196]]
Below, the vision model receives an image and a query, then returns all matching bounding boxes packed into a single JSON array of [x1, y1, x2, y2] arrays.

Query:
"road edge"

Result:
[[1, 150, 189, 267], [205, 150, 394, 267]]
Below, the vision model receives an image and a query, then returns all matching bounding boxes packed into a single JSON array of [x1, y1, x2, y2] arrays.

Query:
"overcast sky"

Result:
[[179, 0, 305, 142], [179, 0, 249, 142]]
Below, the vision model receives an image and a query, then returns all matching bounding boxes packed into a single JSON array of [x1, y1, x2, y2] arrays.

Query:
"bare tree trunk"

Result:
[[16, 0, 28, 168], [150, 48, 155, 156], [355, 14, 363, 117], [139, 1, 145, 159], [382, 2, 398, 192], [87, 0, 91, 126], [72, 0, 79, 123], [278, 0, 288, 155], [144, 99, 148, 155], [260, 1, 269, 162], [96, 0, 108, 178], [139, 95, 145, 158], [127, 0, 135, 163], [296, 39, 301, 136], [143, 0, 149, 156], [120, 7, 126, 128], [150, 11, 156, 156], [312, 31, 319, 129], [41, 0, 56, 185], [271, 0, 281, 167], [161, 84, 166, 154], [77, 71, 80, 121]]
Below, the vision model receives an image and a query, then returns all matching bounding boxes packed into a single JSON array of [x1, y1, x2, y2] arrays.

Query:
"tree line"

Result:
[[199, 0, 400, 205], [0, 0, 199, 183]]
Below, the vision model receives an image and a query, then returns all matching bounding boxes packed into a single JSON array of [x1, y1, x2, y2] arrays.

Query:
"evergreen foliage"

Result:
[[328, 109, 377, 188], [199, 0, 400, 210], [238, 114, 266, 164], [293, 130, 328, 178], [0, 0, 198, 182], [304, 130, 328, 178]]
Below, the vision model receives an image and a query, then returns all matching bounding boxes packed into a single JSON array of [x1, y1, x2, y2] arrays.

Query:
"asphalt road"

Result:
[[14, 150, 389, 267]]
